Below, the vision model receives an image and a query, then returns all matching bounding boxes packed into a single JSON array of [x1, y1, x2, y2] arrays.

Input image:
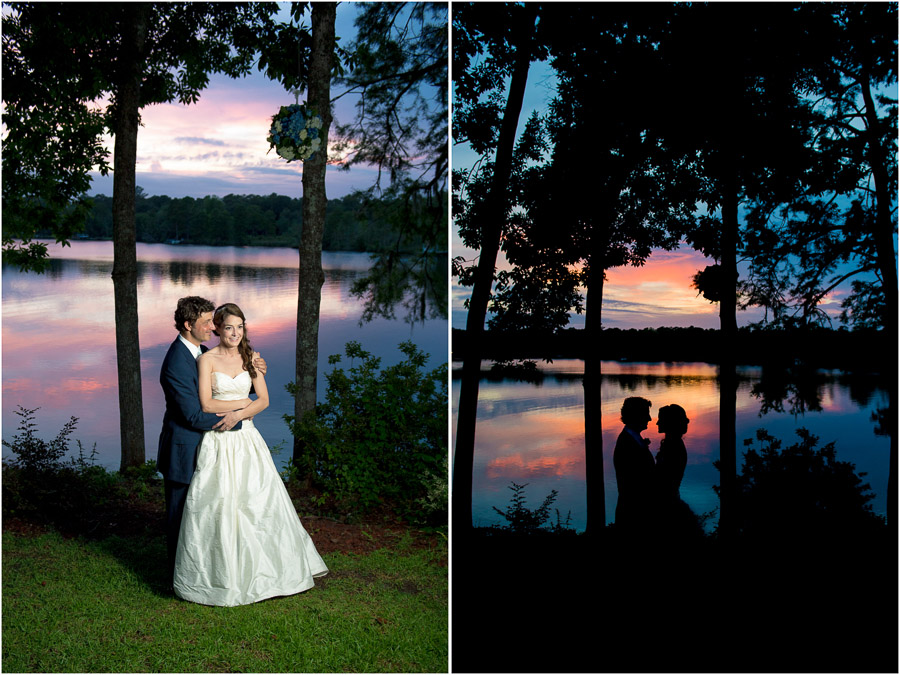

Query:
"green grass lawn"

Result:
[[2, 530, 447, 673]]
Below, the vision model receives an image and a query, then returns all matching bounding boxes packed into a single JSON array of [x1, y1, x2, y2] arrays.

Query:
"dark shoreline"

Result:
[[451, 326, 891, 374]]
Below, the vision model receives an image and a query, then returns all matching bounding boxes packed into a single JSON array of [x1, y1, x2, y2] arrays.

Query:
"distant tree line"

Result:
[[451, 326, 890, 372], [66, 189, 426, 252]]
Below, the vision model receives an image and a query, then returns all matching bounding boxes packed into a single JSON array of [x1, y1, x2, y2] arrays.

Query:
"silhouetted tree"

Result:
[[656, 3, 822, 536], [452, 2, 542, 535], [740, 4, 896, 335], [737, 3, 897, 528], [482, 4, 704, 533]]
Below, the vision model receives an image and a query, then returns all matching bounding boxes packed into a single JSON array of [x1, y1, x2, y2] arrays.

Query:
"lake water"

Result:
[[451, 359, 890, 532], [2, 241, 448, 471]]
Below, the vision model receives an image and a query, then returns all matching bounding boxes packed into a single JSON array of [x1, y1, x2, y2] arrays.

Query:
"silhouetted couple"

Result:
[[613, 396, 699, 542]]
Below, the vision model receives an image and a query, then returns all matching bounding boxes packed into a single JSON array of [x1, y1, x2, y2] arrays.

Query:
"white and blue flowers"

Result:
[[267, 104, 324, 162]]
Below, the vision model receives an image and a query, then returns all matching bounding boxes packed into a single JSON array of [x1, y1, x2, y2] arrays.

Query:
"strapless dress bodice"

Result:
[[211, 370, 252, 400], [211, 370, 254, 429]]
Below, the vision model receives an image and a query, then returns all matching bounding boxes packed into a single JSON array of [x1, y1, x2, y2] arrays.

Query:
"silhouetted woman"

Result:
[[655, 404, 701, 540], [655, 405, 688, 498]]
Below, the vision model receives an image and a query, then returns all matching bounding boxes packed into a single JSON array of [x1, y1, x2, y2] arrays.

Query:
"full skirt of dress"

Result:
[[173, 419, 328, 607]]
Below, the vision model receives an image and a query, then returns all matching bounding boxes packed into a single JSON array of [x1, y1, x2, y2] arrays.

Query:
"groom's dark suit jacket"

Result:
[[157, 337, 241, 485], [613, 427, 656, 531]]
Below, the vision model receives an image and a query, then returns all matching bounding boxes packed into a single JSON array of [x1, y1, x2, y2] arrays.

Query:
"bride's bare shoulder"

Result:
[[197, 349, 220, 366]]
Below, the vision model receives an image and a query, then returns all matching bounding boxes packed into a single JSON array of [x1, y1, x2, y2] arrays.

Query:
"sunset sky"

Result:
[[72, 4, 872, 332], [87, 3, 380, 201], [451, 60, 732, 330], [450, 60, 858, 331]]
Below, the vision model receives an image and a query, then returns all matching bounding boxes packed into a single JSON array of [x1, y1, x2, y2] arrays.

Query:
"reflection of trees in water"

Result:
[[840, 373, 890, 410], [750, 366, 826, 416], [611, 373, 714, 394], [17, 256, 371, 298], [39, 258, 368, 287], [39, 259, 111, 280], [476, 392, 584, 421], [751, 365, 891, 418], [139, 261, 300, 286], [460, 367, 890, 418]]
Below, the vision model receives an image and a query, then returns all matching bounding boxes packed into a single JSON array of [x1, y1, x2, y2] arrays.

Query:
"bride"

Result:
[[173, 303, 328, 606]]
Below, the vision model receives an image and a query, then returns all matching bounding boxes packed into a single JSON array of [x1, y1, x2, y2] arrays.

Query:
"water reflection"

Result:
[[451, 359, 890, 532], [2, 242, 447, 470]]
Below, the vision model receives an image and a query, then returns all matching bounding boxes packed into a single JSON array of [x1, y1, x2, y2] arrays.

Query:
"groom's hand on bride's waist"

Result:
[[213, 409, 244, 431]]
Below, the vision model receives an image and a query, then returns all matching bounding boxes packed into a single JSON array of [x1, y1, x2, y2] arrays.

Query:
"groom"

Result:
[[157, 296, 265, 586], [613, 396, 656, 537]]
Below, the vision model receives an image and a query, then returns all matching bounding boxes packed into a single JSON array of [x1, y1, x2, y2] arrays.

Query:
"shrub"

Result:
[[2, 407, 163, 537], [286, 341, 447, 523], [417, 454, 448, 528], [2, 405, 77, 474], [489, 481, 576, 536], [717, 427, 886, 543]]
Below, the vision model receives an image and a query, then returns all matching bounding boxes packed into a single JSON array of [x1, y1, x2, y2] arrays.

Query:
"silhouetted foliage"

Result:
[[740, 4, 897, 334], [716, 428, 886, 544], [488, 481, 575, 536], [452, 326, 892, 372]]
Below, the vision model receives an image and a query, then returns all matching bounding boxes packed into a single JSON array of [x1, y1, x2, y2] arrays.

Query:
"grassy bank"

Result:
[[3, 527, 447, 673], [1, 439, 447, 674]]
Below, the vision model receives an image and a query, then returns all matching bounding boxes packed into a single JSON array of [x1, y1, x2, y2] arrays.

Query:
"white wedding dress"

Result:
[[173, 370, 328, 607]]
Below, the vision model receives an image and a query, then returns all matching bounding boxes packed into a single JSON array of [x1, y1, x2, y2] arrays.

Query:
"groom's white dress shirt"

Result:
[[179, 334, 202, 360]]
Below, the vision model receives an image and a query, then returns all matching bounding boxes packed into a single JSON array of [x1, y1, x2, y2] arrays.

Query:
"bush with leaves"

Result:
[[287, 341, 447, 523], [717, 428, 886, 544], [2, 406, 163, 537], [489, 481, 576, 536], [2, 405, 77, 474]]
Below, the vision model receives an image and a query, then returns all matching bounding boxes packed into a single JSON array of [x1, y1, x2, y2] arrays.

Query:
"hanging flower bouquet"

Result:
[[267, 103, 324, 162]]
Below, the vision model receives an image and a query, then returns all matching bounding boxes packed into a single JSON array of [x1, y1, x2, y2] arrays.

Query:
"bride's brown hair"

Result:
[[213, 303, 257, 377]]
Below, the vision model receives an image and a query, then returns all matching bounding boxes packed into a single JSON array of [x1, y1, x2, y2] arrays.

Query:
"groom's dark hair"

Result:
[[620, 396, 652, 427], [174, 296, 215, 333]]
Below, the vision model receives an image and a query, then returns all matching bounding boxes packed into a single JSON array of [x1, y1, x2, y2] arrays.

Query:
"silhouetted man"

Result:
[[613, 396, 656, 536]]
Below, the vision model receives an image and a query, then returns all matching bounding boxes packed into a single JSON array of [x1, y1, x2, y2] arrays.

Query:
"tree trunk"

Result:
[[860, 74, 898, 532], [452, 9, 536, 537], [292, 2, 335, 470], [710, 15, 742, 539], [583, 263, 605, 536], [112, 4, 150, 472], [717, 150, 739, 540]]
